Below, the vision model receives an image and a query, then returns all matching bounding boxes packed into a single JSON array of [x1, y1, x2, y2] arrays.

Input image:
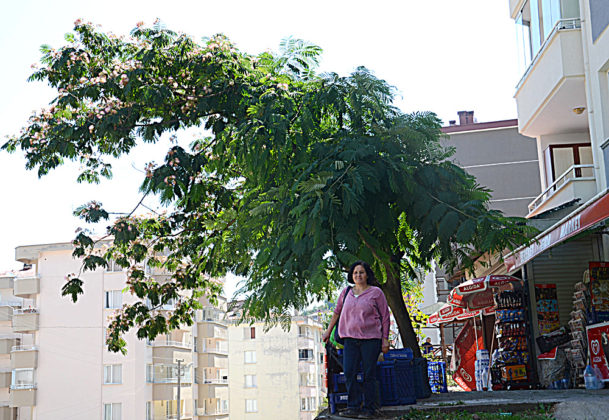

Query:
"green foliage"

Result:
[[5, 21, 535, 353]]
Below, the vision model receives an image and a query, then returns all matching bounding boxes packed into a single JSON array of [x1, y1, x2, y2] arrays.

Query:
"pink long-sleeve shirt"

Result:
[[334, 285, 390, 340]]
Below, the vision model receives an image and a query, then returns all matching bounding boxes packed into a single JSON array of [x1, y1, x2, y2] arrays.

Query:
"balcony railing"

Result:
[[202, 378, 228, 384], [13, 309, 39, 315], [528, 164, 594, 213], [150, 340, 191, 349], [517, 18, 582, 90], [10, 383, 36, 390], [201, 345, 228, 355], [196, 408, 229, 416], [11, 345, 38, 352], [148, 375, 192, 384], [0, 301, 21, 307]]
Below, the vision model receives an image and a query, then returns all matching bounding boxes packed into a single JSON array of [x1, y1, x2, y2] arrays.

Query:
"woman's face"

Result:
[[353, 264, 368, 286]]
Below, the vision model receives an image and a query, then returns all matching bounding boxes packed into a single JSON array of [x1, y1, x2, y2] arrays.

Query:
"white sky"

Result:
[[0, 0, 521, 298]]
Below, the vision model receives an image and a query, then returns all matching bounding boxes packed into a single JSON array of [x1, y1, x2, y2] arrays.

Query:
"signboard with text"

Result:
[[505, 192, 609, 272], [587, 321, 609, 382]]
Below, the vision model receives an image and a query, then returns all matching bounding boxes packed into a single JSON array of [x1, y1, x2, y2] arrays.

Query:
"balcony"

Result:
[[197, 323, 227, 341], [196, 397, 229, 417], [9, 388, 36, 407], [0, 276, 14, 290], [515, 19, 586, 137], [0, 338, 18, 355], [0, 371, 10, 388], [196, 308, 227, 325], [198, 353, 228, 369], [200, 338, 228, 355], [0, 404, 15, 420], [0, 302, 21, 323], [13, 276, 39, 298], [527, 164, 596, 217], [10, 346, 38, 369], [197, 408, 229, 417], [151, 382, 193, 402], [12, 309, 39, 333]]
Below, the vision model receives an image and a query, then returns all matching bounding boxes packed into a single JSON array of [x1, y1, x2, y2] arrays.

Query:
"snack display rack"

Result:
[[564, 281, 589, 385], [490, 289, 535, 389]]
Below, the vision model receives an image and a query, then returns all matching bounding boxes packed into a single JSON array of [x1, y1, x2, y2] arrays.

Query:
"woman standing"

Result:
[[322, 261, 390, 419]]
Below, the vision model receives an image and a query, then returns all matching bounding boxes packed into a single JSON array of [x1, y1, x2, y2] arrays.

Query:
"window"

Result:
[[299, 326, 311, 338], [161, 297, 176, 310], [245, 374, 257, 388], [543, 144, 593, 186], [146, 364, 153, 383], [105, 290, 122, 309], [146, 402, 152, 420], [243, 326, 256, 339], [106, 260, 123, 272], [104, 364, 122, 384], [300, 397, 316, 411], [103, 403, 122, 420], [299, 372, 314, 386], [298, 349, 313, 361], [244, 350, 256, 364], [11, 369, 35, 389], [245, 399, 257, 413], [193, 338, 198, 353], [319, 352, 324, 364]]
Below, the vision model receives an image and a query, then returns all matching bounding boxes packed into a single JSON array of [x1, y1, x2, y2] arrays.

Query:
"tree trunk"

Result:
[[380, 266, 422, 358]]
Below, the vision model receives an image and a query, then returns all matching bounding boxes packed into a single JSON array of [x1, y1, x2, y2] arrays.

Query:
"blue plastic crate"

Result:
[[384, 348, 414, 361], [328, 392, 348, 414], [377, 360, 416, 406], [333, 372, 364, 392], [428, 361, 448, 393], [412, 357, 432, 399]]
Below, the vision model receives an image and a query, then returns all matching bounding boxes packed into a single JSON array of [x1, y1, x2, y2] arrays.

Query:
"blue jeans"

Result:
[[343, 338, 381, 412]]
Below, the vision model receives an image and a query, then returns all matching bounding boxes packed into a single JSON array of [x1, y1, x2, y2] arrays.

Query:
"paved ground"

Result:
[[315, 389, 609, 419]]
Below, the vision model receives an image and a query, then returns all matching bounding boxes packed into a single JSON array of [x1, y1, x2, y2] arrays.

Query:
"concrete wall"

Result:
[[443, 125, 541, 217]]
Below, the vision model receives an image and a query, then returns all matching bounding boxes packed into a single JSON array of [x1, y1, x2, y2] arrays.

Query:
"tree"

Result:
[[4, 21, 533, 355]]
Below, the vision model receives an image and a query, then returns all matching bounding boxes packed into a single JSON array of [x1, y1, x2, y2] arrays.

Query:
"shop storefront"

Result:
[[505, 191, 609, 387]]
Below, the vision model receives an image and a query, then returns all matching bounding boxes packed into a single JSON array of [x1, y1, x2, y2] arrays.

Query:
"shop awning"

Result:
[[427, 302, 495, 326], [505, 190, 609, 272], [447, 275, 522, 310]]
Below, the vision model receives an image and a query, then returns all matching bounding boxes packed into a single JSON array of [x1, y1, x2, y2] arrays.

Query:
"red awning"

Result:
[[505, 191, 609, 272], [447, 275, 522, 310], [427, 302, 495, 326]]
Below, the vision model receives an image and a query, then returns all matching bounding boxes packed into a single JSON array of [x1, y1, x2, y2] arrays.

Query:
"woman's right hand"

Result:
[[322, 329, 331, 343]]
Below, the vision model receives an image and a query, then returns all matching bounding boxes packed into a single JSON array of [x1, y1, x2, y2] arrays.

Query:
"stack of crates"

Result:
[[327, 347, 417, 414], [377, 359, 417, 405], [428, 361, 448, 393]]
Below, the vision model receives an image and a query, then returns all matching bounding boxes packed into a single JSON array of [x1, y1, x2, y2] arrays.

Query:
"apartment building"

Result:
[[503, 1, 609, 334], [227, 316, 325, 420], [419, 112, 541, 344], [0, 240, 229, 420]]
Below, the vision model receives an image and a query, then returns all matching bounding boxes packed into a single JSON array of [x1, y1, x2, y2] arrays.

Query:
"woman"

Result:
[[322, 261, 390, 419]]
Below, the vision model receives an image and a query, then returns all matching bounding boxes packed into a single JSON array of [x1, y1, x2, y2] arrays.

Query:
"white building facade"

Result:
[[0, 241, 229, 420], [227, 317, 325, 420]]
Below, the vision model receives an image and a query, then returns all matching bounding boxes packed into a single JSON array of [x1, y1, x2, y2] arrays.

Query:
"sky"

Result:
[[0, 0, 521, 298]]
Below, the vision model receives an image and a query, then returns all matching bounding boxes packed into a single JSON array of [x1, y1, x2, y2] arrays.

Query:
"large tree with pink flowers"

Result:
[[4, 21, 532, 355]]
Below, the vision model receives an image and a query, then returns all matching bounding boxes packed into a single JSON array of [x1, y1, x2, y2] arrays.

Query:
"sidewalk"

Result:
[[315, 389, 609, 419]]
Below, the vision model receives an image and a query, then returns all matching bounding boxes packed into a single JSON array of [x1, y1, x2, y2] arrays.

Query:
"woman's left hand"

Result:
[[382, 338, 389, 354]]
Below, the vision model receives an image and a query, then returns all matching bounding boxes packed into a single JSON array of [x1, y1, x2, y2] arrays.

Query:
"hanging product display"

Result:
[[535, 284, 560, 334], [564, 281, 590, 383], [589, 262, 609, 323], [490, 288, 532, 389]]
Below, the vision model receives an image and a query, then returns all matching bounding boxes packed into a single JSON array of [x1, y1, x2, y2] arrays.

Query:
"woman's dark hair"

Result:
[[347, 261, 379, 286]]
